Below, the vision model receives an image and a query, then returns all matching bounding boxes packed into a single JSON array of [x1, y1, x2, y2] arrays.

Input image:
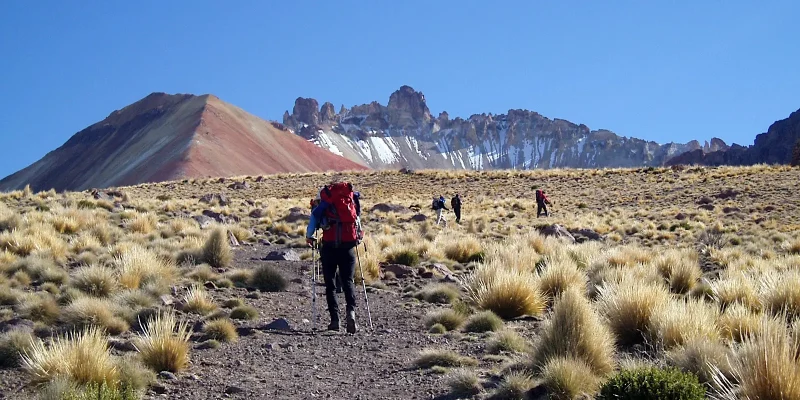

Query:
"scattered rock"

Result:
[[723, 206, 741, 214], [537, 224, 576, 243], [108, 338, 137, 352], [249, 209, 266, 218], [261, 318, 292, 332], [382, 264, 415, 278], [699, 204, 715, 211], [192, 215, 216, 229], [258, 239, 272, 246], [262, 249, 301, 261], [282, 210, 309, 223], [409, 214, 427, 222], [228, 181, 250, 190], [568, 228, 603, 242], [371, 203, 411, 213], [237, 327, 257, 337], [203, 281, 218, 290], [764, 205, 776, 212], [430, 264, 459, 283], [91, 189, 114, 202], [201, 210, 240, 224], [715, 188, 740, 200], [158, 371, 177, 380], [218, 194, 230, 206], [675, 213, 687, 220], [0, 318, 34, 334], [160, 295, 174, 306], [697, 196, 714, 205], [255, 176, 265, 182], [228, 230, 241, 247], [399, 167, 414, 174], [420, 271, 434, 279], [224, 386, 245, 394], [151, 384, 167, 395]]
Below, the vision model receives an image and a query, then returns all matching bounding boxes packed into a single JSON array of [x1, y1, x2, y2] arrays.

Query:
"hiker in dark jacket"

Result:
[[535, 189, 551, 217], [432, 195, 449, 226], [451, 194, 462, 224]]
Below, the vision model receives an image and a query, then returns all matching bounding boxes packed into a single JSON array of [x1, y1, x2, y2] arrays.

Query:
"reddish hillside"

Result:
[[0, 93, 368, 192]]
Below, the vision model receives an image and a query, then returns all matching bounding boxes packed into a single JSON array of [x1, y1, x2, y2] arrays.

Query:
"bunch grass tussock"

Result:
[[531, 288, 616, 377], [465, 259, 545, 320], [133, 311, 192, 373], [596, 277, 671, 346]]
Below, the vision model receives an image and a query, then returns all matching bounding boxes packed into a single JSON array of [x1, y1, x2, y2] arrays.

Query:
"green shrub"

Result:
[[387, 250, 420, 266], [229, 305, 259, 320], [598, 367, 705, 400], [463, 311, 504, 333], [423, 309, 466, 331], [248, 265, 287, 292], [414, 283, 460, 304]]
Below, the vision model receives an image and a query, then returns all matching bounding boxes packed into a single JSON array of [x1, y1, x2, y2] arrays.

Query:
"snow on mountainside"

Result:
[[282, 86, 713, 171]]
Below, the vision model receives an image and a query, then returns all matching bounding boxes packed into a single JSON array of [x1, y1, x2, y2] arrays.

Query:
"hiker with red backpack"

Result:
[[306, 182, 364, 333], [535, 188, 552, 218]]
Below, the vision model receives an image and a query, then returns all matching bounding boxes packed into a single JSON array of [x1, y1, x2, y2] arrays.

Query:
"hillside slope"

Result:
[[0, 93, 367, 192], [283, 86, 714, 170]]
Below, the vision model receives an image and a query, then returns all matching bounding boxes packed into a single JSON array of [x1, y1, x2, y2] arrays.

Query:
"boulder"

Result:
[[568, 228, 603, 242], [409, 214, 427, 222], [382, 263, 415, 278], [201, 210, 240, 224], [261, 318, 292, 332], [282, 210, 309, 223], [228, 230, 241, 247], [537, 224, 576, 243], [192, 215, 215, 229], [699, 204, 715, 211], [262, 250, 301, 262], [249, 209, 266, 218], [228, 181, 250, 190]]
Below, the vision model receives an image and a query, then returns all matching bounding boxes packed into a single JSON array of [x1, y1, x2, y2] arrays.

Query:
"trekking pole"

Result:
[[355, 244, 374, 330], [311, 237, 318, 332]]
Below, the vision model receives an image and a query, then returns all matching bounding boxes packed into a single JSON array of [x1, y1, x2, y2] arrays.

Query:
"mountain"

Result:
[[0, 93, 367, 192], [666, 107, 800, 167], [282, 85, 710, 170]]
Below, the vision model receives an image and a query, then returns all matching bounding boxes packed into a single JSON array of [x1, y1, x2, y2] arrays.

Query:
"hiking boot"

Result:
[[346, 311, 357, 334], [327, 319, 340, 331]]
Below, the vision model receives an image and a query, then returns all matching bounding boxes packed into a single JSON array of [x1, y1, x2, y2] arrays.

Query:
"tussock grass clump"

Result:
[[424, 309, 466, 332], [61, 297, 130, 335], [445, 368, 483, 398], [712, 321, 800, 400], [465, 262, 546, 320], [653, 250, 702, 294], [761, 270, 800, 321], [538, 255, 587, 302], [21, 326, 119, 386], [133, 312, 191, 373], [0, 329, 39, 367], [488, 329, 530, 355], [202, 228, 232, 269], [438, 234, 483, 264], [385, 246, 420, 266], [202, 319, 238, 343], [541, 356, 602, 400], [414, 283, 460, 304], [114, 245, 176, 290], [229, 305, 259, 320], [414, 349, 478, 369], [226, 269, 252, 287], [710, 271, 761, 312], [71, 265, 118, 297], [652, 298, 720, 349], [491, 372, 535, 400], [596, 279, 671, 346], [186, 264, 219, 283], [531, 288, 616, 376], [182, 286, 217, 315], [0, 284, 23, 305], [18, 293, 61, 324], [222, 298, 244, 309], [126, 212, 158, 234], [463, 310, 504, 333], [666, 339, 733, 385], [248, 265, 287, 292], [717, 304, 778, 343]]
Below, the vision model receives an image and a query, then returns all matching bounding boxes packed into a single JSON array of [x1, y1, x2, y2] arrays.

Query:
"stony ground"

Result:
[[1, 242, 493, 400]]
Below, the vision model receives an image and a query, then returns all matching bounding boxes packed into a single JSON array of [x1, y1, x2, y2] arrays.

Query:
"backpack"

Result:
[[319, 182, 361, 245], [535, 190, 543, 202]]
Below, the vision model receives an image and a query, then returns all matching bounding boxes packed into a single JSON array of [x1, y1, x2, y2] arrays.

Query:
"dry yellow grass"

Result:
[[133, 311, 191, 373], [21, 326, 119, 386]]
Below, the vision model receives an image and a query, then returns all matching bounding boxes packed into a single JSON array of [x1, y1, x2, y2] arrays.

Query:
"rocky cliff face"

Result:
[[283, 86, 707, 170], [666, 108, 800, 166]]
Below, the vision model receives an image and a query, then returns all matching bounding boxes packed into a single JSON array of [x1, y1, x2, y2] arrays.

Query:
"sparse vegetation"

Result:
[[248, 264, 287, 292], [597, 367, 706, 400]]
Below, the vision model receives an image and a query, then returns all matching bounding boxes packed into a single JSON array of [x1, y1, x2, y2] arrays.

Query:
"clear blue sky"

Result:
[[1, 1, 798, 178]]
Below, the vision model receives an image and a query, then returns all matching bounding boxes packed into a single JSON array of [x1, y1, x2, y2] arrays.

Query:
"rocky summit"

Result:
[[283, 85, 715, 170]]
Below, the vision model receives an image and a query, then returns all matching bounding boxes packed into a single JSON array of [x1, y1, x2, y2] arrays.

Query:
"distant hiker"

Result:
[[535, 188, 552, 218], [431, 195, 449, 226], [306, 182, 363, 333], [451, 194, 462, 224]]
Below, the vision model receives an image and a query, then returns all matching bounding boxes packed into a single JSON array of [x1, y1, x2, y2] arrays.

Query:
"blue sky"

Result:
[[1, 1, 798, 178]]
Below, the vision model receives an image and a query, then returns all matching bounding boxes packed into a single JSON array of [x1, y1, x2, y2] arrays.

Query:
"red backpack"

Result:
[[319, 182, 360, 245]]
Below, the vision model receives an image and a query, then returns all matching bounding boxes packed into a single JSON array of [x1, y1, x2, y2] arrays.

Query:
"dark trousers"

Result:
[[319, 242, 357, 321], [537, 202, 548, 217], [453, 206, 462, 223]]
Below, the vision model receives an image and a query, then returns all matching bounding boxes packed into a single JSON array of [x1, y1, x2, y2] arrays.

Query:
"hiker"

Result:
[[431, 195, 449, 226], [306, 182, 364, 333], [309, 193, 343, 293], [451, 193, 462, 224], [535, 188, 552, 217]]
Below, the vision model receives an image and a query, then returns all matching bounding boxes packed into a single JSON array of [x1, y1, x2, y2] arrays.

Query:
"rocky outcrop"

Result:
[[283, 86, 706, 170], [667, 108, 800, 167]]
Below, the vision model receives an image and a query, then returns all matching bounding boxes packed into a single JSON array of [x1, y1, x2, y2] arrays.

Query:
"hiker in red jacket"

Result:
[[535, 188, 551, 218]]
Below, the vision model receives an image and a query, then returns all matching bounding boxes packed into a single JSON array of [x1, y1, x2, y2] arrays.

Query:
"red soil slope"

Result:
[[0, 93, 368, 192]]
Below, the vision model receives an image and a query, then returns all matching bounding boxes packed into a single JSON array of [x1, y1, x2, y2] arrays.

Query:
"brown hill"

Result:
[[0, 93, 368, 192]]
